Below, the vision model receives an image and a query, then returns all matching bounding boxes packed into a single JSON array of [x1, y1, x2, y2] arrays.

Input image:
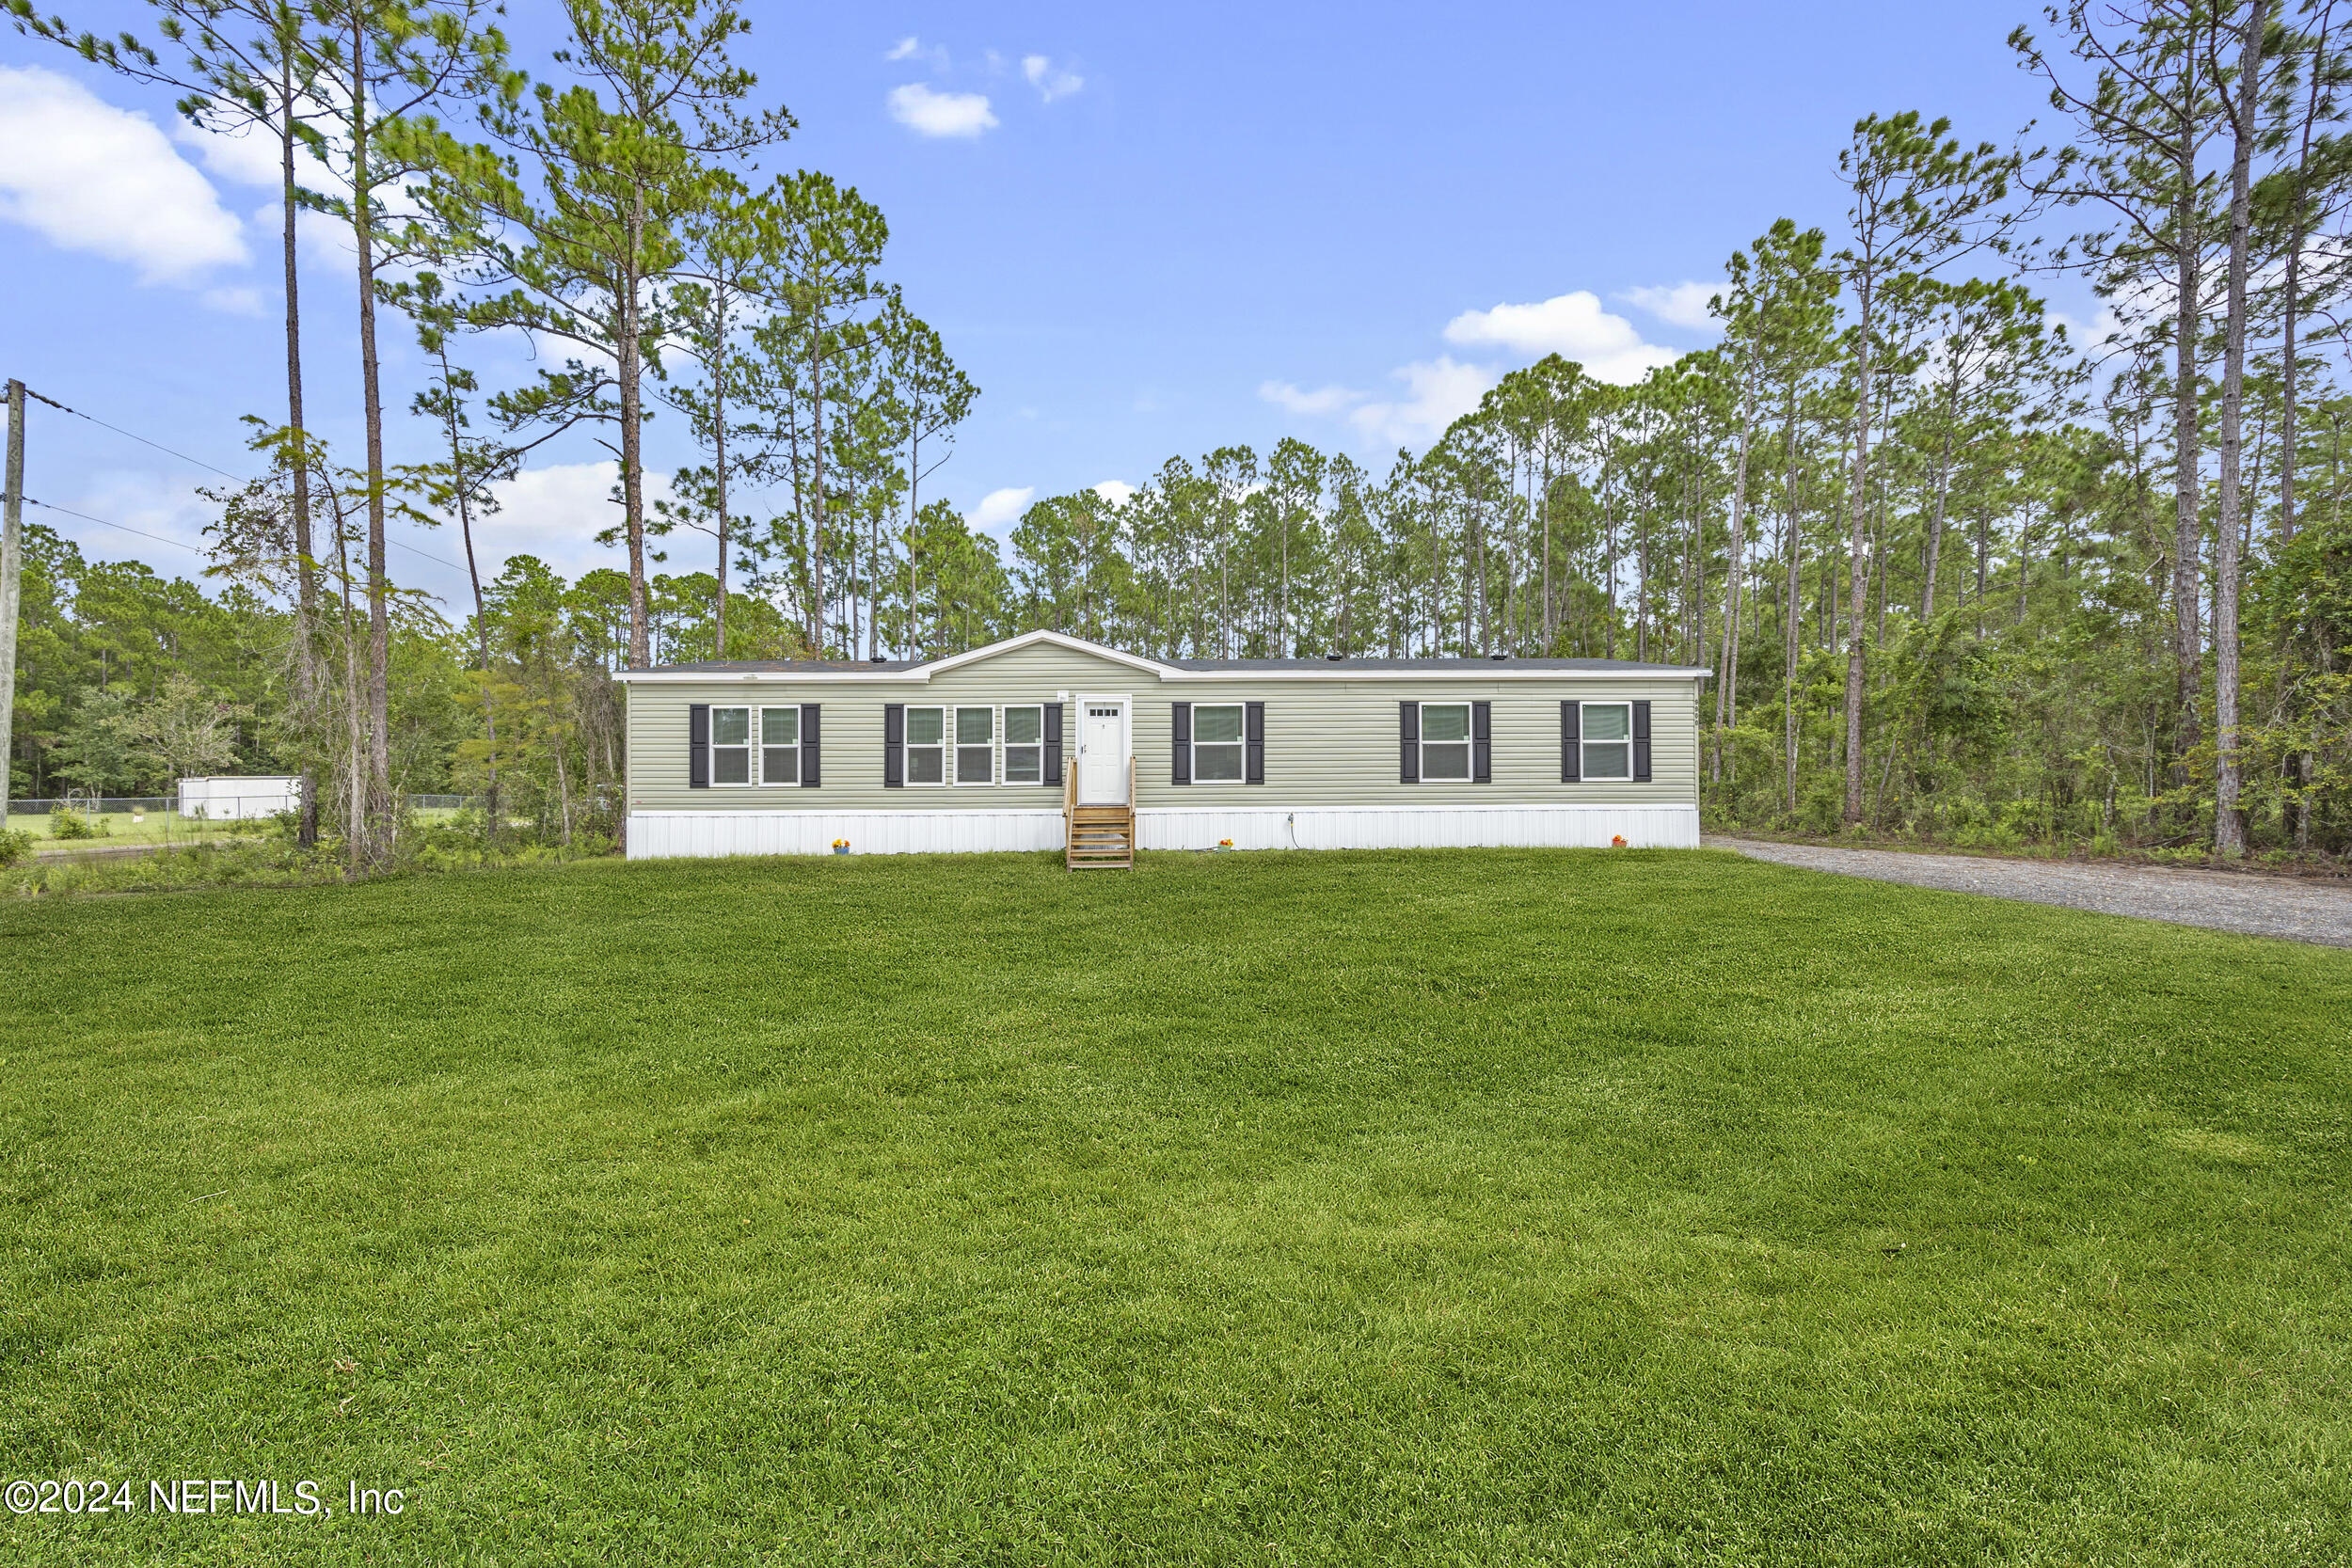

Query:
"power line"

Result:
[[14, 386, 469, 573], [26, 497, 469, 575], [22, 386, 247, 483], [25, 498, 204, 555]]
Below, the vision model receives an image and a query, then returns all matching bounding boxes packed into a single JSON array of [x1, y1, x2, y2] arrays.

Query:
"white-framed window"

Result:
[[1004, 705, 1043, 784], [1581, 701, 1632, 780], [1191, 703, 1245, 782], [906, 705, 946, 784], [955, 706, 994, 784], [1419, 702, 1471, 781], [711, 705, 753, 785], [758, 705, 799, 785]]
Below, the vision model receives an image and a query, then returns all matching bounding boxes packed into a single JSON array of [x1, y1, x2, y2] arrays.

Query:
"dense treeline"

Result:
[[8, 0, 2352, 861]]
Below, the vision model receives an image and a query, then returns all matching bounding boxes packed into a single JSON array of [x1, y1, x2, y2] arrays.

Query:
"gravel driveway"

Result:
[[1708, 836, 2352, 949]]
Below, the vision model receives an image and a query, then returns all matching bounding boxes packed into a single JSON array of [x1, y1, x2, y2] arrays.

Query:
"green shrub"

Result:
[[0, 827, 34, 867], [48, 803, 114, 840], [4, 839, 344, 897]]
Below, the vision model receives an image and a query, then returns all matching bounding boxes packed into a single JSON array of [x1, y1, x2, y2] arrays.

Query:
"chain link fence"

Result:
[[8, 795, 485, 815]]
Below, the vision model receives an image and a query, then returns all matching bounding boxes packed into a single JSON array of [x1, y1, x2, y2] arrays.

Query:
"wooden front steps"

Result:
[[1067, 805, 1134, 868], [1064, 756, 1136, 870]]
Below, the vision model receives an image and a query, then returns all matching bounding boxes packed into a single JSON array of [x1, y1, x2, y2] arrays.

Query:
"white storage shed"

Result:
[[179, 776, 303, 820]]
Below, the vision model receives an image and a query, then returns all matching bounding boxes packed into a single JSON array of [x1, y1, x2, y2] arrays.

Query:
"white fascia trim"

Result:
[[630, 808, 1066, 818], [618, 667, 935, 686], [617, 660, 1711, 686], [1159, 667, 1713, 682], [628, 802, 1691, 820], [1139, 801, 1692, 815]]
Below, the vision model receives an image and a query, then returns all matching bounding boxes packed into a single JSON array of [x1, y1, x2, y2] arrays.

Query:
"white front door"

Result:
[[1078, 699, 1128, 804]]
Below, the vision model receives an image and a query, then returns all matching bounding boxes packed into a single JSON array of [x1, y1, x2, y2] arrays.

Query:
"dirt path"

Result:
[[1708, 837, 2352, 949]]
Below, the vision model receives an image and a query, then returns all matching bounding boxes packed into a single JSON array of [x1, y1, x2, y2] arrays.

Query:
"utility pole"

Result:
[[0, 378, 24, 812]]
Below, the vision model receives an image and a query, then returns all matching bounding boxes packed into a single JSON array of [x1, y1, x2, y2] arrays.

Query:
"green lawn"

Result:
[[17, 806, 472, 850], [2, 849, 2346, 1564], [15, 810, 262, 847]]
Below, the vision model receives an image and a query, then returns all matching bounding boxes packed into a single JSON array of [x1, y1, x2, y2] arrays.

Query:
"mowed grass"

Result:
[[1, 849, 2347, 1565]]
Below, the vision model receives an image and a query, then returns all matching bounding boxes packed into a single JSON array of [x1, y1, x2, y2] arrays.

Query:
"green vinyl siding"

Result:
[[625, 641, 1699, 813]]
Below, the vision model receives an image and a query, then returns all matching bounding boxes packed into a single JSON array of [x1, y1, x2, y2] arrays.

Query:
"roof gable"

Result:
[[920, 629, 1179, 680]]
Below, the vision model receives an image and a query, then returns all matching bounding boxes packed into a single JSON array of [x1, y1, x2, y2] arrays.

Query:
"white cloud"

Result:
[[1091, 480, 1136, 504], [1267, 285, 1691, 452], [1348, 357, 1497, 448], [0, 65, 248, 284], [887, 83, 997, 138], [1442, 291, 1679, 384], [1261, 358, 1497, 450], [1616, 280, 1726, 333], [885, 36, 950, 70], [1259, 380, 1360, 417], [2051, 275, 2170, 356], [966, 486, 1034, 531], [479, 462, 676, 580], [72, 470, 216, 562], [172, 119, 284, 189], [201, 285, 266, 316], [1022, 55, 1084, 103]]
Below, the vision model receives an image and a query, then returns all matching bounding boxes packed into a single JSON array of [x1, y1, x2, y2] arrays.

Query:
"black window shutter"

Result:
[[882, 704, 904, 787], [1561, 701, 1581, 783], [801, 704, 821, 786], [1399, 702, 1420, 784], [1245, 702, 1264, 784], [1632, 699, 1652, 783], [1171, 701, 1192, 785], [689, 703, 710, 788], [1042, 702, 1063, 786], [1471, 701, 1492, 784]]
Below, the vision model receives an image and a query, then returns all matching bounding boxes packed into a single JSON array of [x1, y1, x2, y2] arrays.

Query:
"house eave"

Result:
[[613, 628, 1711, 684], [613, 665, 1714, 685]]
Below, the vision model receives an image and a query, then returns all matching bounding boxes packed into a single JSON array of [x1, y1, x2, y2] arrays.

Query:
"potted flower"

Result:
[[1216, 837, 1234, 852], [832, 838, 850, 856], [1610, 833, 1627, 848]]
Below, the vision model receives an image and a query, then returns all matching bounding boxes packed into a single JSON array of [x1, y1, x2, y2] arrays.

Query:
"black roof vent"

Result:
[[869, 655, 888, 663], [1488, 651, 1507, 661], [1325, 651, 1343, 661]]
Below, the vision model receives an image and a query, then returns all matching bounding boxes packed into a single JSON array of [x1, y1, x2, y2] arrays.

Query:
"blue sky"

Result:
[[0, 1, 2071, 604]]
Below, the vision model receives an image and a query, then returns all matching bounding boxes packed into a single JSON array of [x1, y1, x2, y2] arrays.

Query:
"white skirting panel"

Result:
[[628, 803, 1699, 858], [1136, 804, 1700, 851], [628, 809, 1066, 859]]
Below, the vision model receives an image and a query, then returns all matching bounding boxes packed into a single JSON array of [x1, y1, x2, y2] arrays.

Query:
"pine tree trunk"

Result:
[[2280, 9, 2322, 545], [808, 324, 827, 657], [1923, 402, 1955, 620], [2213, 2, 2265, 857], [1843, 277, 1874, 825], [442, 356, 501, 842], [351, 31, 391, 866], [278, 67, 321, 850], [1716, 382, 1755, 782], [714, 308, 729, 659], [1782, 393, 1802, 814], [2169, 116, 2206, 787], [621, 191, 650, 668]]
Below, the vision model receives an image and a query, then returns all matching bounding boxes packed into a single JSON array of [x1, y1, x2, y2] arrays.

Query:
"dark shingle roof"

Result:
[[1164, 656, 1689, 672], [623, 657, 922, 673], [623, 652, 1702, 675]]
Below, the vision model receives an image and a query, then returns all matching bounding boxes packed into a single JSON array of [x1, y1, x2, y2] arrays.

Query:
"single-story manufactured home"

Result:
[[617, 630, 1707, 860]]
